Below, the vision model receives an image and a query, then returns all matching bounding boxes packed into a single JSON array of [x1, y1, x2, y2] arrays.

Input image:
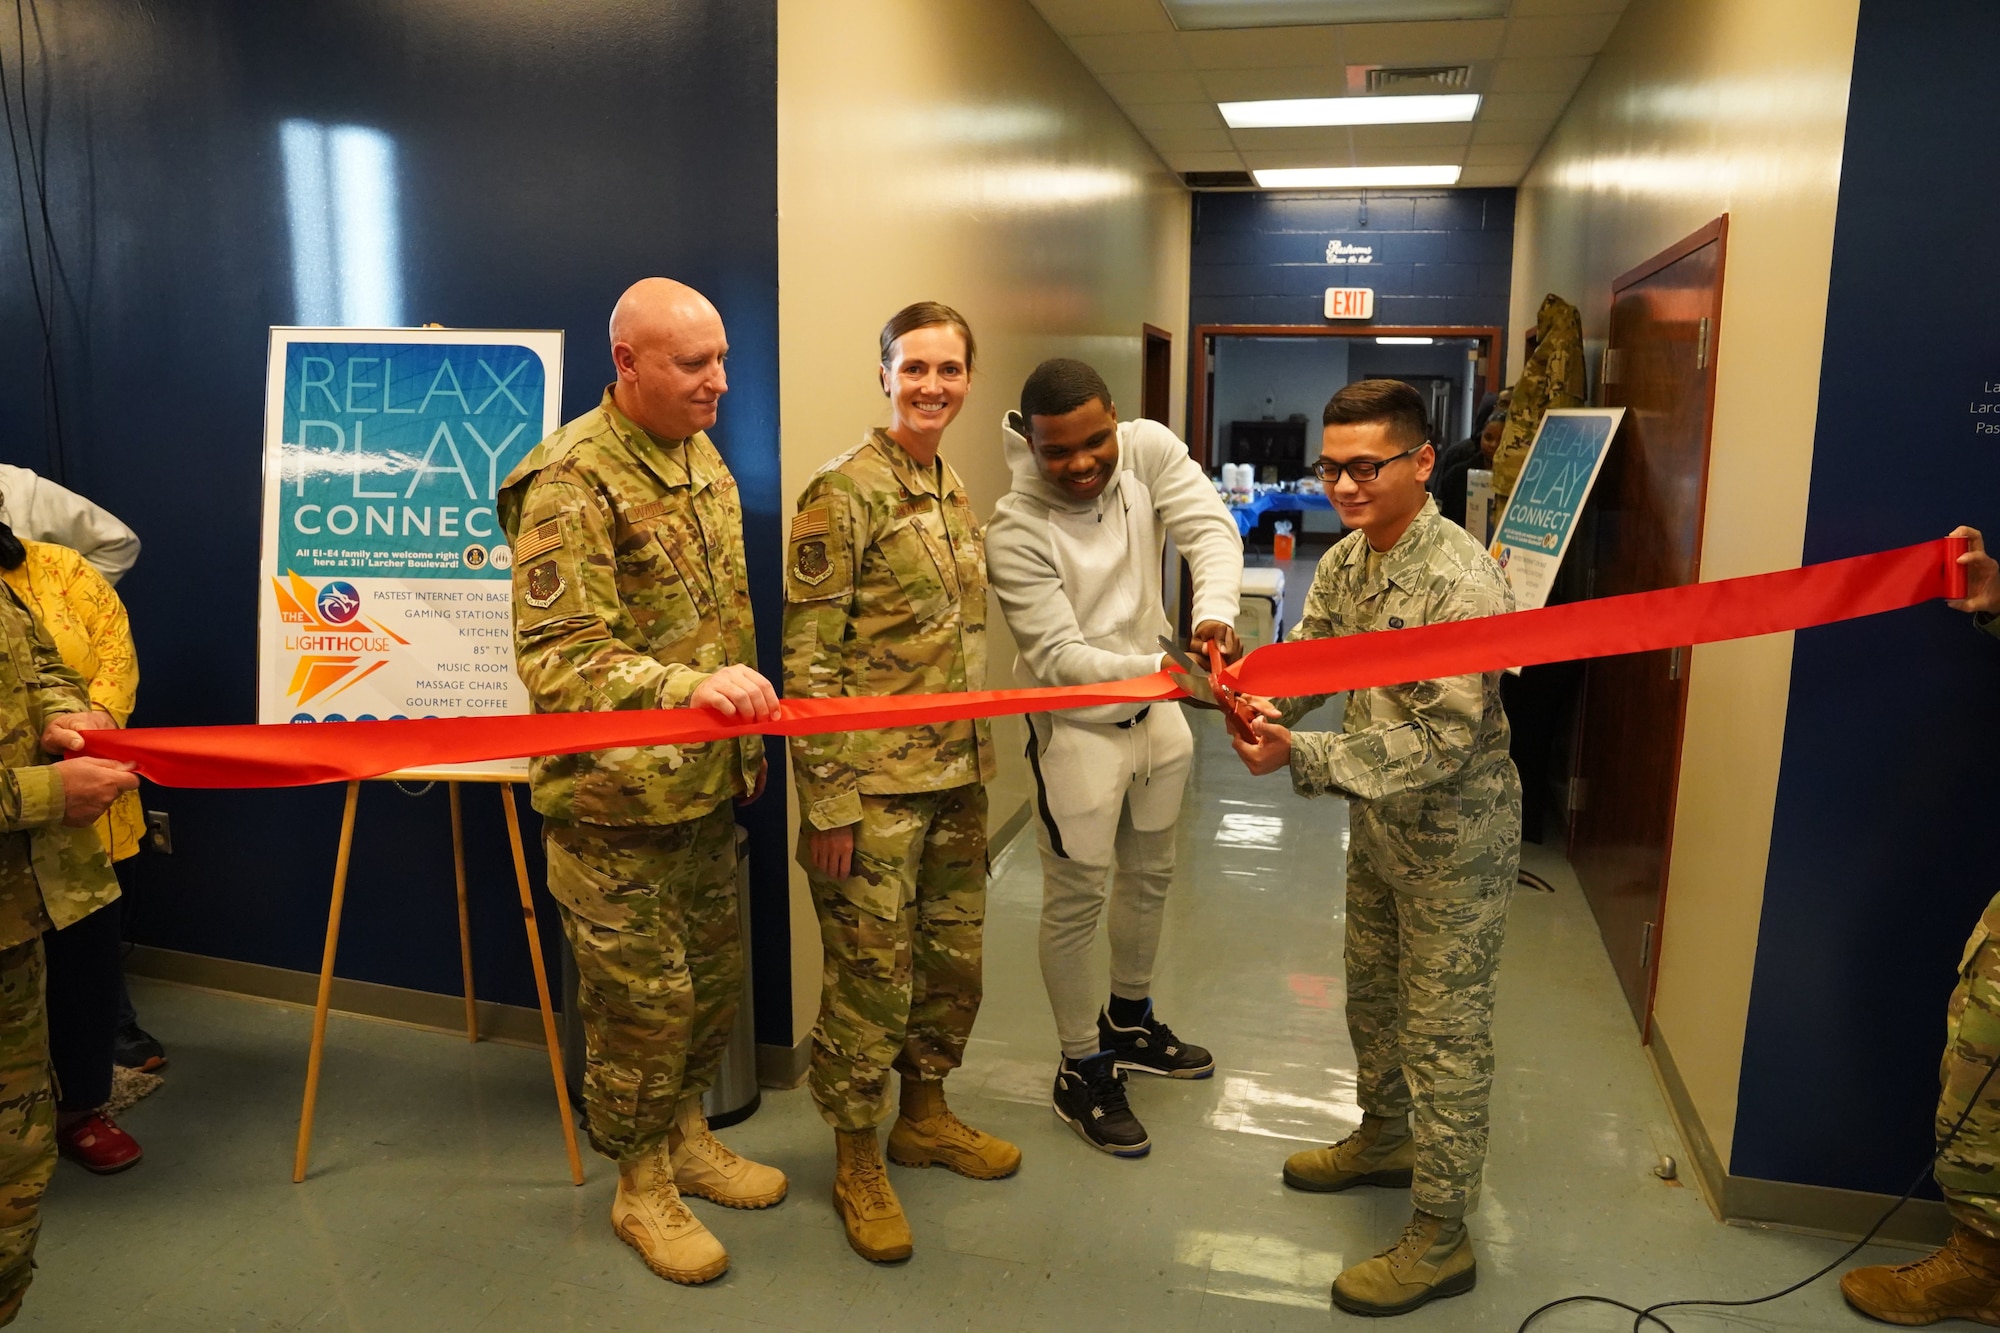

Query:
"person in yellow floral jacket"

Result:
[[0, 521, 149, 1174]]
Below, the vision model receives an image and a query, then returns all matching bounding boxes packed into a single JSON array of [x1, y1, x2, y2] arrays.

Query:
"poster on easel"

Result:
[[1488, 406, 1626, 612], [256, 327, 564, 778]]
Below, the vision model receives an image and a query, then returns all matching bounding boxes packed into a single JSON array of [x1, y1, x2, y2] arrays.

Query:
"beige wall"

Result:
[[1511, 0, 1859, 1167], [777, 0, 1192, 1040]]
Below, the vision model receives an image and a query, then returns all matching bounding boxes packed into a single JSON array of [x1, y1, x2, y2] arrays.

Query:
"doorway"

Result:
[[1568, 216, 1727, 1036], [1142, 323, 1172, 426]]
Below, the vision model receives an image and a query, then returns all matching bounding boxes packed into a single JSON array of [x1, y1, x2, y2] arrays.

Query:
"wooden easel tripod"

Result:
[[290, 776, 585, 1186]]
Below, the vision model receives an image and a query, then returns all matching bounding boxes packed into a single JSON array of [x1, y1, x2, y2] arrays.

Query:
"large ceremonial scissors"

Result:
[[1158, 636, 1259, 743]]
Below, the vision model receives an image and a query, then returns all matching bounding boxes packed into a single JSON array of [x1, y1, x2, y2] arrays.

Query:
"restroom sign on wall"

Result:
[[1324, 287, 1376, 320]]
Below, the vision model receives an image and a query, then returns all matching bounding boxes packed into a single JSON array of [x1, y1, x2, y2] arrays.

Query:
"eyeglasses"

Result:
[[1311, 442, 1429, 483]]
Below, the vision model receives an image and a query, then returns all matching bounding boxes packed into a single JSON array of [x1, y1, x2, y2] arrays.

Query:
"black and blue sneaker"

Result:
[[1052, 1052, 1151, 1157], [1099, 1002, 1214, 1080]]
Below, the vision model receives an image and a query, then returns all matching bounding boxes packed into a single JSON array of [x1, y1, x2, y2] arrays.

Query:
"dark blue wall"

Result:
[[0, 1, 793, 1041], [1732, 0, 2000, 1194], [1190, 189, 1514, 331]]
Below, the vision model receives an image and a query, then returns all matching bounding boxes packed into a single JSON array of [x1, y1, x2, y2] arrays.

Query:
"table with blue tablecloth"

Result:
[[1228, 488, 1334, 537]]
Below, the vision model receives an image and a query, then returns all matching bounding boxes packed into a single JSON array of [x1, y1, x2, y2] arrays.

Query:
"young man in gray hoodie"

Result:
[[986, 358, 1244, 1156]]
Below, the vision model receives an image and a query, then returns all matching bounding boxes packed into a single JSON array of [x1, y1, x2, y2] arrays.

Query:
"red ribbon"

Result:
[[81, 538, 1962, 789]]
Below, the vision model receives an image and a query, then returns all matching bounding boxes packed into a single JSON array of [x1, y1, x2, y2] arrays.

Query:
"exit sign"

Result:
[[1324, 287, 1376, 320]]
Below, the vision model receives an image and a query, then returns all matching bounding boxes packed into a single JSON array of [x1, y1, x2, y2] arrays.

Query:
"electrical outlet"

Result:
[[145, 810, 172, 855]]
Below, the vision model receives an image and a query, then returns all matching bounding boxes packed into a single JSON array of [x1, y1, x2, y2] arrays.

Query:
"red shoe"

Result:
[[57, 1112, 143, 1174]]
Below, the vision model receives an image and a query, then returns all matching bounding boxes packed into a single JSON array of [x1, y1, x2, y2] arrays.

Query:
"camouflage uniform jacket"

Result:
[[1278, 498, 1518, 894], [498, 388, 762, 827], [0, 583, 119, 949], [1489, 293, 1586, 498], [782, 429, 993, 831]]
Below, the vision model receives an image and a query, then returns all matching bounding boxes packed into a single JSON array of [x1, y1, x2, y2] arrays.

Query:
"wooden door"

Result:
[[1569, 216, 1726, 1035], [1142, 324, 1172, 426]]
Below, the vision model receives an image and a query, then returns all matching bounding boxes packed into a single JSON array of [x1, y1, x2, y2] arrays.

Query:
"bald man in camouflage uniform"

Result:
[[500, 278, 785, 1288], [0, 585, 136, 1325], [784, 407, 1020, 1264], [1234, 379, 1519, 1318]]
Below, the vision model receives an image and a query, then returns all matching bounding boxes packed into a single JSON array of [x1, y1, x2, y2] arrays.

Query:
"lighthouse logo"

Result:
[[272, 573, 408, 706]]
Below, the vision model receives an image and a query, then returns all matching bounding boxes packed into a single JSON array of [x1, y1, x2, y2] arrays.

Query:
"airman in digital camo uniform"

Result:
[[0, 585, 136, 1325], [1233, 379, 1520, 1319], [782, 302, 1018, 1265], [1842, 526, 2000, 1326], [500, 278, 785, 1287]]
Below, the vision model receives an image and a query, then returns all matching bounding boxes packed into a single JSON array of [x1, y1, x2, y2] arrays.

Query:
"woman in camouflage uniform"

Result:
[[781, 302, 1018, 1264]]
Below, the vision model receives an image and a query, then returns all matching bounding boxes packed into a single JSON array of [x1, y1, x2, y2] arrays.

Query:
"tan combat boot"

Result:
[[611, 1148, 729, 1285], [833, 1128, 914, 1263], [1282, 1111, 1415, 1192], [1331, 1210, 1477, 1316], [670, 1095, 788, 1209], [887, 1077, 1022, 1180], [1841, 1225, 2000, 1326]]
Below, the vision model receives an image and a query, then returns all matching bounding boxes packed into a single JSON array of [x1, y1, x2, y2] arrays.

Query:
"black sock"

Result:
[[1107, 994, 1150, 1027]]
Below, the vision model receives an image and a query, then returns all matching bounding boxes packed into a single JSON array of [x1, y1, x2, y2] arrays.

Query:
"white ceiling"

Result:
[[1026, 0, 1630, 187]]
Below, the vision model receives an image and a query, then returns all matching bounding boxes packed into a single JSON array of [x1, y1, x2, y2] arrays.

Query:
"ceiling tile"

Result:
[[1177, 26, 1344, 68], [1498, 13, 1624, 58], [1198, 66, 1350, 101], [1230, 122, 1474, 152], [1486, 55, 1592, 94], [1148, 128, 1241, 153], [1464, 141, 1536, 168], [1127, 102, 1229, 131], [1506, 0, 1628, 15], [1065, 31, 1194, 72], [1096, 69, 1213, 103], [1163, 149, 1248, 172], [1240, 145, 1466, 169], [1456, 164, 1525, 186], [1476, 91, 1570, 121], [1340, 18, 1507, 64], [1026, 0, 1176, 36], [1469, 116, 1554, 146]]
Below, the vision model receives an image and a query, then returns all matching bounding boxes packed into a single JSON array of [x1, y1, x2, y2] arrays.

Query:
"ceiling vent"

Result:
[[1183, 170, 1256, 189], [1346, 63, 1474, 94]]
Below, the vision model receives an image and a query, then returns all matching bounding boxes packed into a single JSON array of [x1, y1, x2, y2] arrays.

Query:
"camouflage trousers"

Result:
[[1935, 891, 2000, 1237], [1343, 818, 1516, 1219], [544, 806, 741, 1164], [0, 940, 52, 1313], [805, 784, 987, 1132]]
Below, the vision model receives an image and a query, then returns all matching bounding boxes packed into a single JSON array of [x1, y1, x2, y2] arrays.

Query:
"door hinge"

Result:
[[1566, 777, 1589, 814], [1696, 317, 1711, 371], [1601, 347, 1623, 387], [1667, 646, 1683, 681], [1640, 920, 1655, 969]]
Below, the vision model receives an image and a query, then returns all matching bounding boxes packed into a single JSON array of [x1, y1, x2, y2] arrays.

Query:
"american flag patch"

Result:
[[514, 520, 562, 563], [790, 508, 830, 541]]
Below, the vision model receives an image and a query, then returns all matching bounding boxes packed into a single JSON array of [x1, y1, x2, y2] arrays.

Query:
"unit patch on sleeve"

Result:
[[525, 558, 566, 608], [793, 539, 832, 585]]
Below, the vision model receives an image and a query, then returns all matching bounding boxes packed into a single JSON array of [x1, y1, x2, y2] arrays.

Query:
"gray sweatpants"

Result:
[[1028, 706, 1191, 1058]]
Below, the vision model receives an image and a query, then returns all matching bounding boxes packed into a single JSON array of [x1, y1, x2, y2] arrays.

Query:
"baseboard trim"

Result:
[[1648, 1028, 1948, 1250], [756, 1036, 810, 1090], [125, 944, 550, 1048]]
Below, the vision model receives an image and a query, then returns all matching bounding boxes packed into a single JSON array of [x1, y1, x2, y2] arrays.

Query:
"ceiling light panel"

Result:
[[1220, 93, 1478, 128], [1251, 165, 1462, 187], [1163, 0, 1507, 29]]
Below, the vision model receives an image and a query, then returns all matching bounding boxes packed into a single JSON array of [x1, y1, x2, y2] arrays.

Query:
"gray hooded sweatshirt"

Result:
[[987, 413, 1243, 725]]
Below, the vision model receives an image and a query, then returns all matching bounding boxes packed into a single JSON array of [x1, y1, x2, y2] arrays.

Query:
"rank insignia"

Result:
[[525, 558, 565, 608], [793, 539, 832, 585]]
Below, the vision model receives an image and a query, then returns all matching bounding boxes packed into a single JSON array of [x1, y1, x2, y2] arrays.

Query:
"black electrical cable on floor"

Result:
[[1515, 1053, 2000, 1332]]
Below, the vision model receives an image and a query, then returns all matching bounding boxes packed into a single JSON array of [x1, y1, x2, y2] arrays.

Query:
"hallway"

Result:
[[21, 716, 1907, 1330]]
